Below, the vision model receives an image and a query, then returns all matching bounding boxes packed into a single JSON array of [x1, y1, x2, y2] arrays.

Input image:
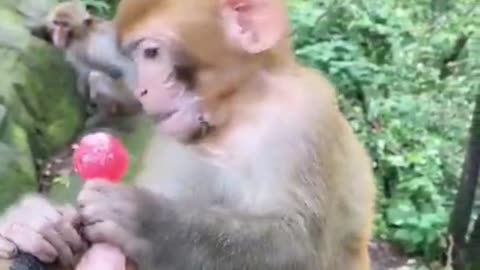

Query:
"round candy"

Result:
[[73, 132, 129, 183]]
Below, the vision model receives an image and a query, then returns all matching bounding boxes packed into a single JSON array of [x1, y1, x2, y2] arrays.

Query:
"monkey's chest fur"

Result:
[[134, 131, 292, 215]]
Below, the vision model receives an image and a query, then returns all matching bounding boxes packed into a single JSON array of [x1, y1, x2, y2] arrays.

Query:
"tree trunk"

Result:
[[448, 91, 480, 270], [467, 214, 480, 269]]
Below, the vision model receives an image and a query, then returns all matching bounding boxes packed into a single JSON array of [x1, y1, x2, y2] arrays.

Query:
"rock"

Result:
[[0, 1, 85, 210]]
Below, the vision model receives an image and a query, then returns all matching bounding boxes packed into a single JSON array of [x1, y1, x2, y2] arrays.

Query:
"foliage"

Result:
[[81, 0, 480, 262], [81, 0, 118, 17], [288, 0, 480, 260]]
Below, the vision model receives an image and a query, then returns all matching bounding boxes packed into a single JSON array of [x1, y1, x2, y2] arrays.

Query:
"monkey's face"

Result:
[[116, 0, 289, 143], [46, 1, 92, 49], [48, 19, 74, 49], [128, 37, 205, 142]]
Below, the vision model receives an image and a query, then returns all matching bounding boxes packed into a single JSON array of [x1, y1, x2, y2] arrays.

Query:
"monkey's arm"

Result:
[[84, 59, 124, 80], [83, 34, 130, 80], [79, 180, 318, 270], [29, 25, 51, 43], [116, 190, 317, 270]]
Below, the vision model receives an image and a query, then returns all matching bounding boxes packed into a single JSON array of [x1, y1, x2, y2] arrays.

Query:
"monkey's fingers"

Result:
[[82, 221, 133, 253], [77, 181, 110, 206], [58, 206, 81, 226], [0, 236, 16, 258], [79, 180, 117, 196], [3, 224, 58, 264], [41, 226, 74, 267], [7, 210, 70, 265], [18, 196, 59, 220], [78, 181, 132, 209], [56, 206, 86, 253], [56, 223, 86, 255], [79, 202, 136, 232]]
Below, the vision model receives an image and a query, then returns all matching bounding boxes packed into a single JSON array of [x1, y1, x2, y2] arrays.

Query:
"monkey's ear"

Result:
[[221, 0, 288, 54]]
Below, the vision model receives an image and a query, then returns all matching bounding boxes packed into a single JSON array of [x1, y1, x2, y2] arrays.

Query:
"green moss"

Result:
[[0, 33, 85, 159], [0, 143, 37, 211], [0, 116, 36, 210], [0, 1, 85, 207]]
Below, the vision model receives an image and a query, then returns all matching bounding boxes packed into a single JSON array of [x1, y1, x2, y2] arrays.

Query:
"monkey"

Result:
[[41, 0, 141, 128], [0, 0, 376, 269], [44, 0, 134, 82]]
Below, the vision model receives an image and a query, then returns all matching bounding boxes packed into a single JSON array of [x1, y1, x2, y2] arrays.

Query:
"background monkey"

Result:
[[0, 0, 376, 270], [43, 0, 142, 128]]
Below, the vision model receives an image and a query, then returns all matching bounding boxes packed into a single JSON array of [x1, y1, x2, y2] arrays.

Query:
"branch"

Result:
[[439, 32, 471, 79]]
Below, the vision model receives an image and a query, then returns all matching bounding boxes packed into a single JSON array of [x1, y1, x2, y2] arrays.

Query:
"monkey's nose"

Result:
[[139, 89, 148, 97]]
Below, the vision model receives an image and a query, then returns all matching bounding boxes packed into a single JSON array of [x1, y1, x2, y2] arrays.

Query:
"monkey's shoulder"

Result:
[[298, 66, 338, 98], [268, 66, 339, 122]]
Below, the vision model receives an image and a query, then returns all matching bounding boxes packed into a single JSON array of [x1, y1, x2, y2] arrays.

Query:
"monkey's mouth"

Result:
[[65, 30, 74, 47], [150, 107, 209, 142]]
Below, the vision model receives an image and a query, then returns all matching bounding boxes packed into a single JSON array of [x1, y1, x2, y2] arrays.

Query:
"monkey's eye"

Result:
[[53, 20, 68, 27], [174, 64, 196, 89], [83, 18, 94, 27], [144, 48, 159, 59]]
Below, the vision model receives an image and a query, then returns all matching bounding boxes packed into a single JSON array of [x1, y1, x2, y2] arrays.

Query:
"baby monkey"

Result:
[[38, 0, 142, 128]]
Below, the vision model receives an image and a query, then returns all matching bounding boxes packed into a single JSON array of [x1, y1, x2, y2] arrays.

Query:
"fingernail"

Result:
[[38, 254, 55, 264]]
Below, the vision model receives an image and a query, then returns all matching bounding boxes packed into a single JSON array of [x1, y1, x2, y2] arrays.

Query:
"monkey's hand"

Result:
[[77, 181, 151, 261], [77, 180, 317, 270], [0, 195, 86, 267]]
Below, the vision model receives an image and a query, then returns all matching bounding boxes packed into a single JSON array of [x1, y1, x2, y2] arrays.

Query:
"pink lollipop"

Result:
[[73, 132, 129, 182]]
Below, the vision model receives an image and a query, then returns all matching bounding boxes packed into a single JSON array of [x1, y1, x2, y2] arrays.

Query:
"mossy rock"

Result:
[[0, 109, 37, 208], [0, 2, 84, 210]]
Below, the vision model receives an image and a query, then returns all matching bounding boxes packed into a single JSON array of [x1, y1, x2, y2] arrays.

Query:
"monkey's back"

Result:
[[292, 66, 376, 270]]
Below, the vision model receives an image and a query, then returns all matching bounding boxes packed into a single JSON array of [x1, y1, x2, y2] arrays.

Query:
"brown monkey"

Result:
[[44, 0, 141, 128], [0, 0, 376, 269]]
